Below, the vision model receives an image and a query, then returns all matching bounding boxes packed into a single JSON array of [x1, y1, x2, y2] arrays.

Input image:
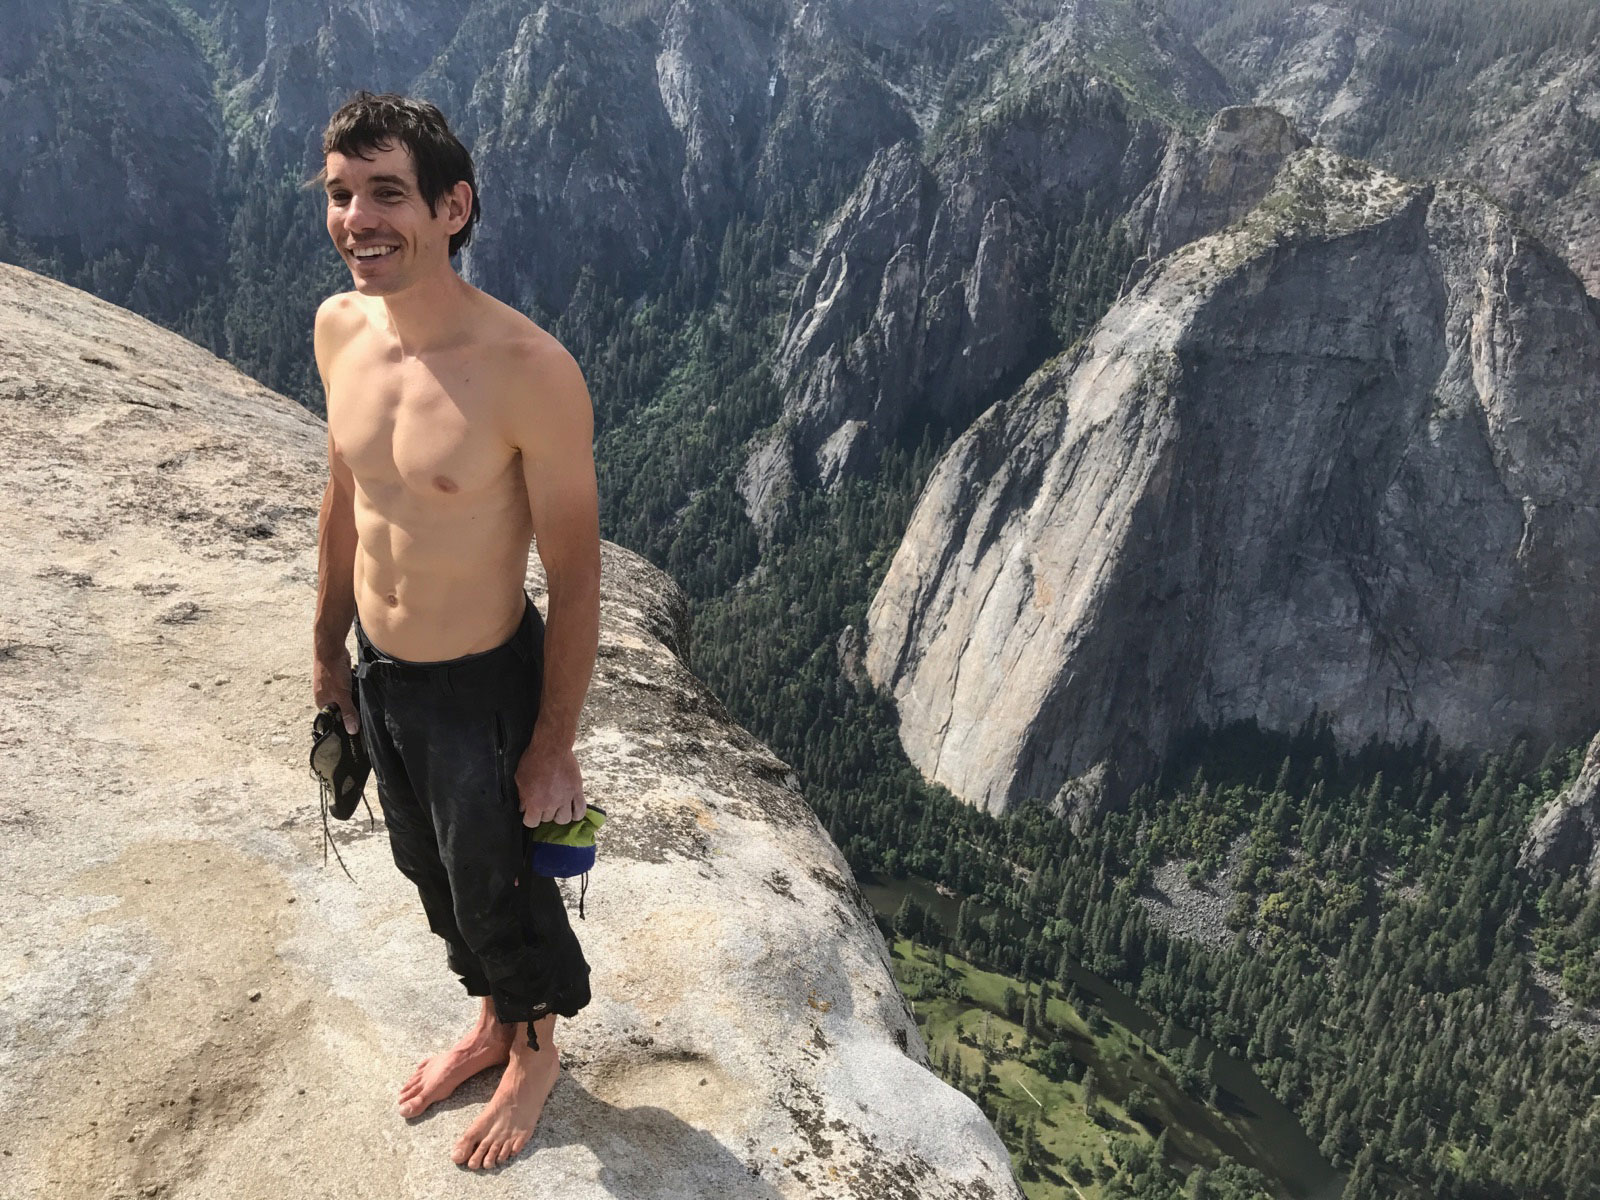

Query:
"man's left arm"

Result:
[[507, 337, 601, 826]]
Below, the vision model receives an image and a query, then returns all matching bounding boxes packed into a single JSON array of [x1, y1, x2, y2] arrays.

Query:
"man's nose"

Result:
[[344, 194, 379, 232]]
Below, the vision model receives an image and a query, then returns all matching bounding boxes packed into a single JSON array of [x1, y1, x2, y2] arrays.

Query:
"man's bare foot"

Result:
[[451, 1014, 560, 1169], [398, 999, 516, 1119]]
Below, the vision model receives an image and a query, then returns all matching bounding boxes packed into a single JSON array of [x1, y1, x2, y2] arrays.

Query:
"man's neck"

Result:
[[373, 267, 477, 357]]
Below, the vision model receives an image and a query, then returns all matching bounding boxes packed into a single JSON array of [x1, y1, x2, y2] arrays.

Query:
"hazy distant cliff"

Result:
[[1190, 2, 1600, 299], [866, 146, 1600, 817]]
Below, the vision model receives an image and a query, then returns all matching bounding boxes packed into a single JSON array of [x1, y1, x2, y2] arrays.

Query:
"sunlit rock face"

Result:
[[867, 147, 1600, 818], [0, 263, 1021, 1200]]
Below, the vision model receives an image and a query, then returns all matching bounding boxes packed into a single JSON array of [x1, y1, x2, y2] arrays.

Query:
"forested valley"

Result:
[[562, 156, 1600, 1198]]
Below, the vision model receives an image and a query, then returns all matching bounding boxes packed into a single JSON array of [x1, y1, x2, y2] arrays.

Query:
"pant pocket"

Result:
[[493, 712, 520, 813]]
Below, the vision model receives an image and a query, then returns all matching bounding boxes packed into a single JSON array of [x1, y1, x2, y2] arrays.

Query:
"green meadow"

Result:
[[889, 939, 1279, 1200]]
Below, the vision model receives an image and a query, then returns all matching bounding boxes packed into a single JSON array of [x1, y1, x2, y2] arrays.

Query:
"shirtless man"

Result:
[[309, 91, 601, 1171]]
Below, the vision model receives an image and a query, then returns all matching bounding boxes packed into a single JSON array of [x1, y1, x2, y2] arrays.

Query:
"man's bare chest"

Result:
[[328, 354, 518, 502]]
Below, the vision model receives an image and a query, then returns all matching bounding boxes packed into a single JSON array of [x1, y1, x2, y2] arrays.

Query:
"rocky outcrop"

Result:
[[1124, 105, 1309, 285], [865, 147, 1600, 816], [0, 263, 1020, 1200], [1523, 733, 1600, 889]]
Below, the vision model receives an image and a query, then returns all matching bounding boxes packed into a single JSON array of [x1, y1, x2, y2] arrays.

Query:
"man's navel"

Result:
[[433, 475, 459, 494], [384, 592, 399, 607]]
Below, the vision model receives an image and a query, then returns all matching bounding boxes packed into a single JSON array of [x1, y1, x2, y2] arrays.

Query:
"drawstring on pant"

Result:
[[525, 1000, 553, 1051], [578, 870, 588, 920]]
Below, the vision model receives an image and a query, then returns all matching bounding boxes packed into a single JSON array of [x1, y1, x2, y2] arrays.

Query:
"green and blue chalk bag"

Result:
[[525, 804, 606, 918]]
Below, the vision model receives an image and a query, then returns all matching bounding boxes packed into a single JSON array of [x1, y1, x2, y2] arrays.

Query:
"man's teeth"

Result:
[[353, 246, 395, 258]]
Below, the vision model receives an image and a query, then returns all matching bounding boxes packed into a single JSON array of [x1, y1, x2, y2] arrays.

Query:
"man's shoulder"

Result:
[[476, 302, 590, 453], [477, 305, 583, 396], [475, 294, 573, 369], [315, 290, 365, 326], [313, 291, 368, 357]]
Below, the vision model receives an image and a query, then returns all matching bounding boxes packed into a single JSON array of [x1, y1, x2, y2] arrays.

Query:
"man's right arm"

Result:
[[311, 297, 362, 733]]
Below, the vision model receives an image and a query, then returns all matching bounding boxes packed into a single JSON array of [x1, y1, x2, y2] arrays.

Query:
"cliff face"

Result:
[[0, 263, 1019, 1200], [865, 147, 1600, 818], [741, 72, 1171, 536], [457, 3, 690, 314], [1451, 48, 1600, 299]]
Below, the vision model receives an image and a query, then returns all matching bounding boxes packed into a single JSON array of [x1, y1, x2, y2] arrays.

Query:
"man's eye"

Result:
[[379, 191, 402, 200]]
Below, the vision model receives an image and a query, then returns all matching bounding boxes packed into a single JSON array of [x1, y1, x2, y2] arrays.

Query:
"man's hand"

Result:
[[312, 652, 360, 735], [513, 738, 586, 826]]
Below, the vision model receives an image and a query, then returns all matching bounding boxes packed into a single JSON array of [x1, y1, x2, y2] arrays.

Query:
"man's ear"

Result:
[[444, 180, 473, 236]]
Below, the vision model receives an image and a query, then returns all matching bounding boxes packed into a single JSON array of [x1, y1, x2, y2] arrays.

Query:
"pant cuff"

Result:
[[447, 945, 493, 997]]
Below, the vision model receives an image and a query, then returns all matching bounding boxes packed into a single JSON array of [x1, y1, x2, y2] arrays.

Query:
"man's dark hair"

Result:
[[314, 91, 481, 257]]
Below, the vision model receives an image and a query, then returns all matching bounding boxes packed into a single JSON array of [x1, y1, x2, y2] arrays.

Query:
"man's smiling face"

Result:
[[323, 142, 464, 295]]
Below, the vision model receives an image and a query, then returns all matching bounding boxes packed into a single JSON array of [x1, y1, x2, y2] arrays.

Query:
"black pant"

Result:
[[353, 593, 590, 1044]]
